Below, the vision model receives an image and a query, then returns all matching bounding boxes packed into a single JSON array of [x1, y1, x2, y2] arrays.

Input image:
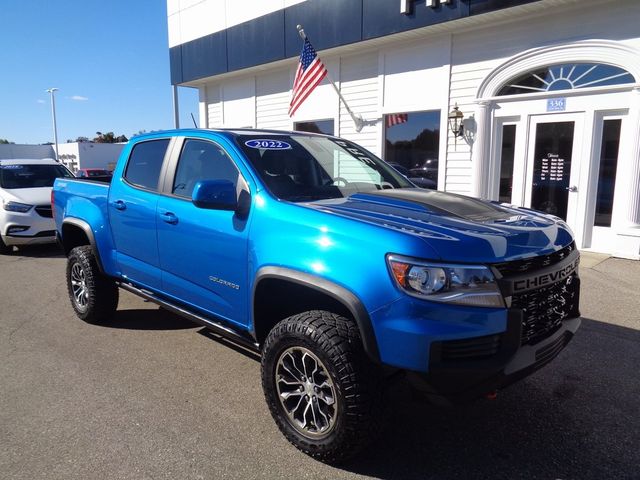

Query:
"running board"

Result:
[[117, 282, 260, 353]]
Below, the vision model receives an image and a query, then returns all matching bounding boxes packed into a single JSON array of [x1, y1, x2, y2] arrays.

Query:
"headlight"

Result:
[[3, 201, 33, 213], [387, 255, 504, 308]]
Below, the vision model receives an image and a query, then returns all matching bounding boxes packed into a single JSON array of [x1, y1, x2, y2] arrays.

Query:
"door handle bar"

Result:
[[160, 211, 179, 225]]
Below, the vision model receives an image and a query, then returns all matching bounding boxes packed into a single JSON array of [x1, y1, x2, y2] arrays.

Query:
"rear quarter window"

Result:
[[124, 139, 170, 191]]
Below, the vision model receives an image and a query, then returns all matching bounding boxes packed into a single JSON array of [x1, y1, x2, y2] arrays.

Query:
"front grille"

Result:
[[440, 334, 501, 361], [512, 274, 579, 345], [494, 242, 575, 276], [35, 205, 53, 218]]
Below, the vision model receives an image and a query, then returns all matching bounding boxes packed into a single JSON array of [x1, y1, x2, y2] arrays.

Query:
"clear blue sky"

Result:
[[0, 0, 198, 145]]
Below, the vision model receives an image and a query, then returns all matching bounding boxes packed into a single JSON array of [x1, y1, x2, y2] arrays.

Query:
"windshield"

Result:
[[236, 135, 413, 201], [0, 164, 73, 189]]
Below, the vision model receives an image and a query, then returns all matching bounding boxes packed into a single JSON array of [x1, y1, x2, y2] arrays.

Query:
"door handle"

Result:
[[160, 211, 179, 225], [566, 185, 578, 192], [112, 200, 126, 210]]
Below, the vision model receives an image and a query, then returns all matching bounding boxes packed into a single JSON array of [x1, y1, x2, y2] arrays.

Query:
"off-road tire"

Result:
[[66, 246, 119, 323], [261, 310, 383, 464]]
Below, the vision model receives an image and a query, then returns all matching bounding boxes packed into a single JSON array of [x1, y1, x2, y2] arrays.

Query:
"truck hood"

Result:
[[305, 189, 574, 263], [1, 187, 52, 206]]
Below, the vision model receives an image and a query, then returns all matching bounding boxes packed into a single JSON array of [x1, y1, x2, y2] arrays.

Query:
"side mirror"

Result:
[[192, 180, 238, 211]]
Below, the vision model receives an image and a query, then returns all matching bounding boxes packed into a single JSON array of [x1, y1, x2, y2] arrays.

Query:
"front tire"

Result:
[[261, 310, 382, 463], [66, 246, 119, 323]]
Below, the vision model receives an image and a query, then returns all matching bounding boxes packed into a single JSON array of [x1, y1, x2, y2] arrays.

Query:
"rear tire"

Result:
[[261, 310, 383, 464], [66, 246, 119, 323]]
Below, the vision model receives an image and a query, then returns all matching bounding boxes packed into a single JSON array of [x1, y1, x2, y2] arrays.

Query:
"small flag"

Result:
[[289, 38, 328, 117], [386, 113, 408, 128]]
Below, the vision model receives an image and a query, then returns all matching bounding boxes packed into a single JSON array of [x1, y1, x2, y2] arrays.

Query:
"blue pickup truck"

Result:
[[53, 129, 581, 462]]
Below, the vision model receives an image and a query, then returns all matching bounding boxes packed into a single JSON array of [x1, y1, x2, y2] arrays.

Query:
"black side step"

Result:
[[117, 282, 260, 353]]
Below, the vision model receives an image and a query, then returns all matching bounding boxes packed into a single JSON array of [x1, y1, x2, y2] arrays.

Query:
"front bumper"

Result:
[[408, 315, 581, 403], [2, 232, 57, 246], [1, 207, 56, 246]]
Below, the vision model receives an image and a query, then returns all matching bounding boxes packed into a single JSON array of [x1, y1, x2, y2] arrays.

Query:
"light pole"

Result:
[[46, 88, 59, 161]]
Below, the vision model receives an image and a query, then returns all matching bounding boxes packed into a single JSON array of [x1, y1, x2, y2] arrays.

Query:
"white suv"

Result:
[[0, 158, 74, 254]]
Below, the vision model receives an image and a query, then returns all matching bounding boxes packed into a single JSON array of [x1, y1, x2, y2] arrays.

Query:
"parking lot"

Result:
[[1, 245, 639, 480]]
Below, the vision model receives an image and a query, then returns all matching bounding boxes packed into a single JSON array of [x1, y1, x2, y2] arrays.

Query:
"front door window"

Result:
[[530, 121, 575, 220]]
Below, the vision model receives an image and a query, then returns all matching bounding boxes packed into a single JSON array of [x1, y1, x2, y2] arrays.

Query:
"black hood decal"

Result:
[[350, 189, 515, 223]]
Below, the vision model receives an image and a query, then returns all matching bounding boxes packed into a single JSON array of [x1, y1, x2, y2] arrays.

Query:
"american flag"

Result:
[[386, 113, 408, 127], [288, 38, 328, 117]]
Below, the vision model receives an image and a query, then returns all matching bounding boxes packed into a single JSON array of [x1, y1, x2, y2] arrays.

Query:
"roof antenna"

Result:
[[190, 112, 198, 128]]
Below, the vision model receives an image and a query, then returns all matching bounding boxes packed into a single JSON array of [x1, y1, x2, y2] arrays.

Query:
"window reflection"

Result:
[[384, 111, 440, 189], [594, 119, 621, 227], [294, 119, 334, 136], [499, 125, 516, 203]]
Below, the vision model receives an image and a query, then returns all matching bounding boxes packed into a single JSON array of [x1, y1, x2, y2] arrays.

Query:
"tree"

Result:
[[131, 129, 147, 138], [93, 131, 128, 143], [0, 138, 14, 144]]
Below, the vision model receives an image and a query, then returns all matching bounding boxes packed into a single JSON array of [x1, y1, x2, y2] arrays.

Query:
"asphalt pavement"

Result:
[[1, 245, 639, 479]]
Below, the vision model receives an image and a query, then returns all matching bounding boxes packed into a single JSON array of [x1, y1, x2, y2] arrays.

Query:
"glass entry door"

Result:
[[586, 113, 625, 251], [525, 114, 583, 225]]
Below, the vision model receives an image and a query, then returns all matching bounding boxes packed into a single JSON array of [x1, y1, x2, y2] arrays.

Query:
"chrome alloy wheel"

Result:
[[70, 262, 89, 309], [275, 347, 338, 439]]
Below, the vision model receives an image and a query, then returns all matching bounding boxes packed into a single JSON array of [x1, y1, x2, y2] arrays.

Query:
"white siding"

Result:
[[446, 0, 640, 194], [382, 37, 450, 112], [222, 79, 255, 128], [256, 70, 291, 131], [206, 85, 222, 127], [338, 52, 379, 154]]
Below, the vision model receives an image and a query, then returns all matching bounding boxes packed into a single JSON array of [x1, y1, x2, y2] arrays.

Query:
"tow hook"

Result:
[[485, 390, 498, 400]]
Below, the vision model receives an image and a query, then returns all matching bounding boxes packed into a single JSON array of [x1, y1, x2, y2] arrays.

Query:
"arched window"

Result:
[[497, 63, 635, 96]]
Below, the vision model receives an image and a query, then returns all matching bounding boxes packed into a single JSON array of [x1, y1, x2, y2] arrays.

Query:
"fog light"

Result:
[[7, 226, 30, 234]]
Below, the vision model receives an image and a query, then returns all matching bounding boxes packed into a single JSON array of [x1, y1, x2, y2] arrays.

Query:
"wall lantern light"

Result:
[[448, 104, 464, 138]]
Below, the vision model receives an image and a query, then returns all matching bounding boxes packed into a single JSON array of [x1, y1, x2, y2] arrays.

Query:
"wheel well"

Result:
[[61, 223, 91, 255], [253, 278, 353, 346]]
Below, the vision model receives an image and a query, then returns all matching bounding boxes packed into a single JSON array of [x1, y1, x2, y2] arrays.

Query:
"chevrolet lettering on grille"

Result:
[[513, 257, 580, 293]]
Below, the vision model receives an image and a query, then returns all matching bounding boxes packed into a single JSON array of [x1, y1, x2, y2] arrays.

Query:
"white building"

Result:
[[167, 0, 640, 259], [0, 144, 55, 160], [56, 142, 125, 173]]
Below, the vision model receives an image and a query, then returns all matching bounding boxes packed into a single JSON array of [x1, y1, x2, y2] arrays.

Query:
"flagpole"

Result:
[[296, 25, 364, 132]]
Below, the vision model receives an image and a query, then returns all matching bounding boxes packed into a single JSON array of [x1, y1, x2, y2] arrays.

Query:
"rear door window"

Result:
[[124, 139, 170, 191]]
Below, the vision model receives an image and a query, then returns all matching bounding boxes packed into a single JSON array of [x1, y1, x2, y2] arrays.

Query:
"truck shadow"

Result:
[[7, 243, 65, 258], [340, 317, 640, 479]]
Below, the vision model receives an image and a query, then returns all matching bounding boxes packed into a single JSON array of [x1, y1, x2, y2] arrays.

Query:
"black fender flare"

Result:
[[252, 266, 381, 364], [61, 218, 104, 273]]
